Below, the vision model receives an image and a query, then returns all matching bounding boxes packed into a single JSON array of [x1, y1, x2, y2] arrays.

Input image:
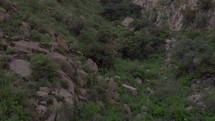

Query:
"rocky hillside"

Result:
[[1, 0, 215, 121], [132, 0, 215, 30]]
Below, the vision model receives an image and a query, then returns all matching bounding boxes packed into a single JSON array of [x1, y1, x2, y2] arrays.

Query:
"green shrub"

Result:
[[100, 0, 141, 20], [183, 30, 201, 39], [120, 28, 167, 59], [131, 18, 155, 31], [5, 48, 16, 54], [181, 8, 196, 27], [30, 54, 58, 82], [84, 41, 116, 68], [74, 101, 101, 121], [204, 91, 215, 113], [80, 28, 117, 68], [197, 0, 214, 11], [0, 57, 9, 70], [197, 53, 215, 76], [69, 18, 87, 36], [171, 36, 212, 76], [0, 0, 13, 10], [195, 13, 208, 28]]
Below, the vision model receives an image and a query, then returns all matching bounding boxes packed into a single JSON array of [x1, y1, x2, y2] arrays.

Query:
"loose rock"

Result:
[[36, 105, 47, 114], [40, 87, 51, 94], [37, 91, 49, 97], [85, 59, 98, 73], [135, 77, 142, 84], [122, 84, 137, 95]]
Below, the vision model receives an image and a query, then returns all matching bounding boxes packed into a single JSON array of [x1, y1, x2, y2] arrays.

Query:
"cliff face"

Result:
[[132, 0, 215, 30]]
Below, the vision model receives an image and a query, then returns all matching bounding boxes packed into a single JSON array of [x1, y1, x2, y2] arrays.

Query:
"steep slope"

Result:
[[1, 0, 215, 121], [132, 0, 215, 30]]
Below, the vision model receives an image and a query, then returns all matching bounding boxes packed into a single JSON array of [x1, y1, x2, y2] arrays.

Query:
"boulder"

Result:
[[122, 84, 137, 95], [48, 52, 76, 78], [37, 91, 49, 97], [144, 87, 154, 93], [0, 7, 6, 22], [55, 88, 74, 105], [106, 78, 119, 100], [123, 104, 132, 116], [13, 40, 49, 53], [47, 113, 56, 121], [39, 87, 51, 94], [76, 68, 88, 86], [78, 88, 87, 97], [186, 106, 193, 110], [9, 59, 32, 78], [135, 77, 142, 84], [20, 21, 31, 35], [48, 52, 67, 62], [85, 59, 98, 73], [40, 101, 47, 105], [4, 13, 12, 22], [58, 70, 75, 95], [75, 60, 82, 66], [56, 35, 70, 52], [48, 98, 63, 118], [122, 17, 134, 27], [187, 93, 203, 102], [76, 51, 83, 56], [114, 75, 121, 80], [36, 105, 47, 114], [61, 61, 76, 78], [108, 78, 118, 91], [123, 105, 132, 120]]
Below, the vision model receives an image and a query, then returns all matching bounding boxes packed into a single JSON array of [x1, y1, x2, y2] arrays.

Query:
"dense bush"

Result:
[[69, 18, 87, 36], [195, 13, 208, 29], [171, 36, 213, 76], [80, 28, 117, 68], [30, 54, 58, 81], [100, 0, 142, 20], [205, 92, 215, 111], [131, 17, 155, 31], [120, 28, 168, 59], [181, 8, 196, 27], [197, 0, 214, 11]]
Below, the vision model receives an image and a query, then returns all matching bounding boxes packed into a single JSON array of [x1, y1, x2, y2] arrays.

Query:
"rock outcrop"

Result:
[[132, 0, 215, 30]]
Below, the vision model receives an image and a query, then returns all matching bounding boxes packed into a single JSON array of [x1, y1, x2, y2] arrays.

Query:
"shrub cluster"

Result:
[[79, 27, 117, 68], [171, 34, 215, 77], [119, 28, 169, 59], [197, 0, 214, 11], [30, 54, 58, 82], [100, 0, 142, 21]]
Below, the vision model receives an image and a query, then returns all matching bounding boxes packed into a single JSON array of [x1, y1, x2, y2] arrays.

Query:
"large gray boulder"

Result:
[[10, 59, 32, 78]]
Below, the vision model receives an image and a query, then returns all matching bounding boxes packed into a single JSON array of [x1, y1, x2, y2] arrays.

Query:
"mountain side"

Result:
[[1, 0, 215, 121], [132, 0, 215, 30]]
